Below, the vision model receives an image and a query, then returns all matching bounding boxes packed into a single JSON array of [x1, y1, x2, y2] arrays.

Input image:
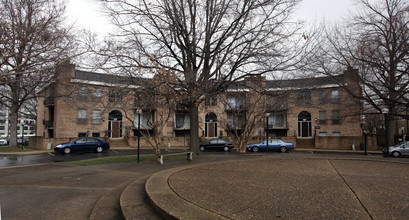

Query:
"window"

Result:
[[267, 113, 286, 128], [87, 138, 98, 143], [318, 132, 327, 136], [0, 126, 5, 130], [78, 87, 88, 101], [331, 110, 341, 124], [318, 90, 327, 104], [134, 111, 153, 129], [93, 88, 102, 102], [332, 132, 341, 136], [297, 91, 311, 104], [331, 90, 340, 103], [267, 95, 286, 110], [92, 132, 100, 137], [109, 90, 122, 103], [92, 110, 101, 124], [226, 96, 245, 110], [78, 133, 87, 137], [175, 113, 190, 129], [227, 113, 245, 129], [77, 109, 87, 124], [318, 111, 327, 124], [205, 96, 218, 106]]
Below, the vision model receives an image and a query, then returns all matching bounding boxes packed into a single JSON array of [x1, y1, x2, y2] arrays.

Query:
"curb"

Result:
[[145, 166, 229, 219]]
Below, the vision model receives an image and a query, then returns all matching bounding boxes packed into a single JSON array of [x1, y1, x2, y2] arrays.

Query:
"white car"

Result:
[[0, 139, 8, 146], [383, 142, 409, 157]]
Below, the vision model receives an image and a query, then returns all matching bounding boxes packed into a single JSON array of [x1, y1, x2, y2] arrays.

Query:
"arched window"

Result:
[[298, 111, 312, 138]]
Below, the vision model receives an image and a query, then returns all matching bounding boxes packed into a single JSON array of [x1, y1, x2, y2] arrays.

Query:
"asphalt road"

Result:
[[0, 151, 241, 220], [0, 149, 170, 168]]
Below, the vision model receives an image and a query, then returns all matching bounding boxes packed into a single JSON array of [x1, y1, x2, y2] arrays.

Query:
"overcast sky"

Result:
[[66, 0, 355, 37]]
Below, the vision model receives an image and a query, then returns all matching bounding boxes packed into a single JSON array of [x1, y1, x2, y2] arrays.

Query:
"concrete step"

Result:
[[120, 175, 163, 220], [90, 180, 132, 220], [109, 139, 131, 149], [91, 175, 162, 220]]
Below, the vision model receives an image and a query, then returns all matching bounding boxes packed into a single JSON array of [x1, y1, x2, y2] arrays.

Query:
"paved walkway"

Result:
[[144, 154, 409, 219]]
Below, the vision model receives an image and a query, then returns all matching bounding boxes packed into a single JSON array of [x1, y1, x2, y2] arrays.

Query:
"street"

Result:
[[0, 149, 169, 168]]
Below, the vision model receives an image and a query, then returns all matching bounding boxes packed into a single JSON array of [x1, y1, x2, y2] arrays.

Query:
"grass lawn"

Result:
[[64, 153, 195, 166], [0, 146, 28, 152]]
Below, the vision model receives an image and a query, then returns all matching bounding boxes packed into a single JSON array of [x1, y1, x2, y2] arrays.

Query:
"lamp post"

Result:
[[266, 113, 270, 153], [136, 109, 142, 163], [382, 108, 389, 157]]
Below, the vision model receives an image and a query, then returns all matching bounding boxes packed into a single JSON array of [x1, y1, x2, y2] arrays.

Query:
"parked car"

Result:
[[0, 138, 8, 146], [247, 139, 294, 153], [200, 138, 234, 152], [383, 142, 409, 157], [54, 137, 110, 154]]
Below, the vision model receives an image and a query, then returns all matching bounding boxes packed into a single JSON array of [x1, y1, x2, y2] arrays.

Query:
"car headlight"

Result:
[[55, 144, 62, 148]]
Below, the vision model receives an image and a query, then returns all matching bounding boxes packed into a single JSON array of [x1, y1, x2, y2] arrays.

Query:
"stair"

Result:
[[109, 139, 132, 149], [90, 176, 162, 220]]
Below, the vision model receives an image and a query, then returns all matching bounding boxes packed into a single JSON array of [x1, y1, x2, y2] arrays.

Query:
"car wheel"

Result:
[[252, 146, 259, 152], [280, 146, 287, 153], [200, 146, 205, 152], [63, 147, 71, 154], [96, 146, 103, 153], [392, 151, 401, 157], [223, 146, 229, 152]]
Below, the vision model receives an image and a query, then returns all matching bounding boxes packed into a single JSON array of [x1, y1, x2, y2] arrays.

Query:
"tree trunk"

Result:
[[9, 103, 19, 148], [189, 104, 199, 154]]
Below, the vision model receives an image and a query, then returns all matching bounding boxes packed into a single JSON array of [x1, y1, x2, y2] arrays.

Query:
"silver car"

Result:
[[383, 142, 409, 157]]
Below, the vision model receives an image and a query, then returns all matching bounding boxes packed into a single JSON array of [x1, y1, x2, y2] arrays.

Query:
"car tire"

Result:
[[252, 146, 259, 152], [280, 146, 287, 153], [392, 151, 401, 157], [200, 146, 205, 152], [223, 146, 229, 152], [63, 147, 71, 154], [96, 146, 103, 153]]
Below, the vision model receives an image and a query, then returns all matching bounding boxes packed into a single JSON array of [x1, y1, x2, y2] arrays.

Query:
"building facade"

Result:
[[0, 107, 36, 140], [35, 62, 368, 150]]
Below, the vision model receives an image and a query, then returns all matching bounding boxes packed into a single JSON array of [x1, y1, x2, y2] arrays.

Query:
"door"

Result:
[[205, 113, 218, 138], [208, 123, 216, 137], [112, 121, 120, 138], [298, 111, 312, 138]]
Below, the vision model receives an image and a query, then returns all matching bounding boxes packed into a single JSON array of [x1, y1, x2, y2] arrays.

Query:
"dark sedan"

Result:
[[200, 138, 234, 152], [247, 139, 294, 153], [54, 137, 110, 154]]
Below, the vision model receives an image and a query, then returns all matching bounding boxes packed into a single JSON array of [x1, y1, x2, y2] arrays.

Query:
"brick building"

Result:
[[34, 61, 369, 150]]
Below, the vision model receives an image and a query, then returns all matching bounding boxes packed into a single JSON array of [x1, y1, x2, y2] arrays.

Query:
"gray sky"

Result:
[[66, 0, 354, 37]]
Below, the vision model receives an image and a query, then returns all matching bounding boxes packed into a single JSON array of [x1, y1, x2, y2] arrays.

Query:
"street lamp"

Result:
[[266, 113, 270, 153], [136, 109, 142, 163], [382, 108, 389, 157]]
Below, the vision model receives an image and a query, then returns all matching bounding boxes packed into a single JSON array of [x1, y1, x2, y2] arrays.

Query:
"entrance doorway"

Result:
[[298, 111, 312, 138], [205, 113, 217, 138], [108, 110, 123, 138]]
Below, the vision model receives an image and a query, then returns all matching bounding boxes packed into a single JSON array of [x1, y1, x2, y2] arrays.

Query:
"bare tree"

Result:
[[0, 0, 75, 148], [218, 78, 268, 153], [97, 0, 310, 153], [122, 74, 178, 155], [317, 0, 409, 145]]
